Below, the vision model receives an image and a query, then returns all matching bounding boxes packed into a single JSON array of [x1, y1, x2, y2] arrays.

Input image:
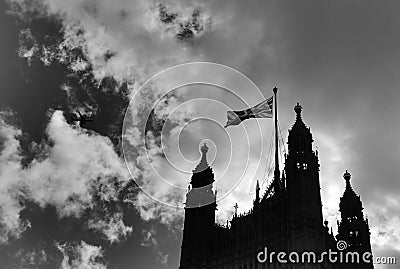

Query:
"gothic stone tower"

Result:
[[179, 103, 374, 269], [180, 143, 217, 269], [285, 103, 325, 256], [336, 171, 373, 268]]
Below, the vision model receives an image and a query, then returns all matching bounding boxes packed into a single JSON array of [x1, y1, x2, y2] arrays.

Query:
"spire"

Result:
[[193, 143, 209, 173], [190, 142, 214, 188], [342, 170, 358, 199], [201, 142, 209, 155], [293, 102, 306, 129], [343, 170, 353, 192], [254, 180, 260, 207], [294, 102, 302, 119], [339, 170, 363, 220], [288, 103, 313, 154]]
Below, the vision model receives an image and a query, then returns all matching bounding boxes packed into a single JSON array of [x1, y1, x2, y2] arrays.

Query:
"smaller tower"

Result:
[[337, 171, 373, 268], [179, 143, 217, 269]]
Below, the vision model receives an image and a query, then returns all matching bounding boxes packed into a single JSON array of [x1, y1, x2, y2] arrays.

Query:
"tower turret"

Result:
[[288, 103, 314, 155], [190, 143, 214, 188], [285, 103, 324, 253], [339, 170, 363, 220], [337, 171, 373, 268], [179, 143, 217, 269]]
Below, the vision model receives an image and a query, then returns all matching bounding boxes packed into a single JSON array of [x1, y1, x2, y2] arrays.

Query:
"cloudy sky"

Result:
[[0, 0, 399, 268]]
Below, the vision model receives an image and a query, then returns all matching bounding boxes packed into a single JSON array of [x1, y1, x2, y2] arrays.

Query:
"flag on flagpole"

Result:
[[225, 96, 273, 128]]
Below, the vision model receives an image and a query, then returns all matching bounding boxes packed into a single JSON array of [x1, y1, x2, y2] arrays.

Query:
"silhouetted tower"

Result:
[[337, 171, 373, 268], [179, 143, 217, 269], [285, 103, 325, 254]]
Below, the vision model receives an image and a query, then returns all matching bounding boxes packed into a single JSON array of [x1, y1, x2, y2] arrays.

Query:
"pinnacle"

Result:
[[293, 102, 307, 128], [194, 143, 210, 173], [294, 102, 303, 117], [201, 142, 209, 156]]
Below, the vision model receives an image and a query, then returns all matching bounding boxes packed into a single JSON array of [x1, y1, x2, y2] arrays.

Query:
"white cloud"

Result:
[[17, 28, 39, 66], [369, 196, 400, 253], [25, 111, 129, 217], [0, 110, 130, 243], [88, 212, 133, 244], [130, 191, 183, 228], [0, 110, 29, 244], [57, 241, 106, 269], [141, 228, 169, 265], [10, 0, 213, 86]]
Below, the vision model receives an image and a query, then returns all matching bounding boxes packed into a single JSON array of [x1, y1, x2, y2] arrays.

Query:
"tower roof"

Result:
[[342, 170, 359, 199], [287, 103, 313, 154], [291, 102, 308, 131], [190, 142, 214, 188], [339, 170, 363, 219]]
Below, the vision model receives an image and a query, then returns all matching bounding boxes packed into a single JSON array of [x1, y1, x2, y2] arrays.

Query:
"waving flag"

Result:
[[225, 96, 273, 127]]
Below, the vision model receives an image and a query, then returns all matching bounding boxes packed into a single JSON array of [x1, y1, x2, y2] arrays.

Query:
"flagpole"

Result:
[[273, 87, 280, 187]]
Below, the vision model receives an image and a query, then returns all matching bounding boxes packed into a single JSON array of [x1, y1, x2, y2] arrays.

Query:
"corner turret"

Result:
[[337, 170, 373, 268]]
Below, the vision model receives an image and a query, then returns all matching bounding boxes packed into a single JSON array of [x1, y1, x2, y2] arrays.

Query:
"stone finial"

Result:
[[343, 170, 351, 182], [201, 143, 209, 155], [294, 102, 303, 117]]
